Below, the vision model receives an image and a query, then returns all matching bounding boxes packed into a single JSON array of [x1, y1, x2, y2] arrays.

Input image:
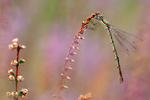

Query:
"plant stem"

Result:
[[15, 46, 20, 100], [56, 22, 86, 100]]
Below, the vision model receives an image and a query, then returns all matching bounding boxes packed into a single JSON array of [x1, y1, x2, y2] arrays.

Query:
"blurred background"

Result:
[[0, 0, 150, 100]]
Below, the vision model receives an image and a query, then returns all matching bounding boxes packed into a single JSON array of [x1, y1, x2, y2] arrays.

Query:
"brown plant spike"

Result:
[[55, 12, 99, 100]]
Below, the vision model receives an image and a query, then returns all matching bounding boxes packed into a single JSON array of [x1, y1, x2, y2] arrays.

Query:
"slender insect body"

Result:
[[85, 12, 141, 83], [107, 28, 123, 83], [100, 21, 109, 30], [94, 14, 124, 83]]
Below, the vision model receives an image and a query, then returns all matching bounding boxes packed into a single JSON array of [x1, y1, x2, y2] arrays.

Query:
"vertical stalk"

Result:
[[15, 46, 20, 100], [56, 21, 87, 100]]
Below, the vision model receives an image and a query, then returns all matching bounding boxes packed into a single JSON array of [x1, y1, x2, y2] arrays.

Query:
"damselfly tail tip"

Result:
[[120, 78, 124, 84]]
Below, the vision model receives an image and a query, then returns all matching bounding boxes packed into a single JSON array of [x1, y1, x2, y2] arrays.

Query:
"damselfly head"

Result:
[[95, 15, 103, 21]]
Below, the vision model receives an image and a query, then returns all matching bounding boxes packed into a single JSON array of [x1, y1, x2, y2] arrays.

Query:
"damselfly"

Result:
[[85, 12, 142, 83]]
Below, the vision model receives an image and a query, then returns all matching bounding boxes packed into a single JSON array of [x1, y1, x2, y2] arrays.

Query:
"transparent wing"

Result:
[[110, 26, 143, 54], [86, 19, 101, 31]]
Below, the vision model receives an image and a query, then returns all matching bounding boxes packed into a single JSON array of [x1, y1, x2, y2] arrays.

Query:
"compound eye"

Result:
[[99, 15, 103, 19], [96, 15, 103, 20]]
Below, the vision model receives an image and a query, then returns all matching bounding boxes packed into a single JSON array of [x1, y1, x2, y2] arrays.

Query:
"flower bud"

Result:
[[70, 59, 75, 62], [19, 58, 25, 64], [65, 57, 75, 63], [75, 46, 79, 50], [11, 91, 18, 98], [12, 42, 18, 48], [21, 88, 29, 94], [6, 92, 12, 98], [61, 85, 68, 89], [8, 69, 14, 74], [70, 45, 75, 49], [8, 44, 14, 51], [74, 40, 80, 44], [8, 75, 15, 81], [20, 45, 26, 49], [11, 60, 18, 66], [65, 66, 72, 72], [12, 38, 19, 43], [17, 76, 24, 82], [61, 74, 71, 80], [69, 52, 77, 56]]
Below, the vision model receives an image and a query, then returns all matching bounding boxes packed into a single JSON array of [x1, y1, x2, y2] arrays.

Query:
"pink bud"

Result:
[[11, 60, 18, 66], [12, 42, 18, 48], [20, 45, 26, 49], [17, 76, 24, 82], [11, 91, 18, 98], [8, 75, 15, 81], [8, 69, 14, 74], [6, 92, 12, 98], [12, 38, 19, 43], [21, 88, 29, 94], [8, 44, 14, 51]]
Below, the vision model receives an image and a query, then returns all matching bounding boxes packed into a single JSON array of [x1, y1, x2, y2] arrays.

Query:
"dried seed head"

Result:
[[82, 21, 86, 25], [86, 17, 91, 22], [76, 35, 85, 40], [96, 11, 100, 15], [12, 38, 19, 43], [70, 45, 75, 49], [80, 36, 84, 39], [75, 46, 79, 50], [70, 59, 75, 62], [65, 57, 75, 62], [11, 60, 18, 66], [8, 69, 14, 74], [20, 45, 26, 49], [17, 76, 24, 82], [61, 85, 68, 89], [76, 36, 80, 39], [65, 66, 72, 72], [11, 91, 18, 98], [65, 57, 69, 61], [8, 75, 15, 81], [69, 52, 77, 56], [90, 13, 96, 18], [6, 92, 12, 98], [70, 45, 79, 50], [61, 74, 71, 80], [65, 76, 71, 80], [84, 25, 88, 29], [74, 40, 80, 44]]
